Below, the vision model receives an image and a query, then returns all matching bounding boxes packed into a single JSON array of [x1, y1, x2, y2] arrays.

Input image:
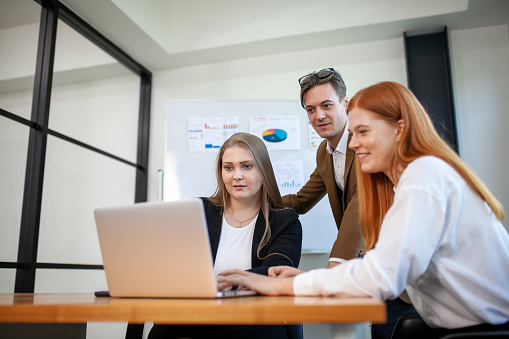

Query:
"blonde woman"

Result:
[[150, 132, 302, 339], [218, 82, 509, 337]]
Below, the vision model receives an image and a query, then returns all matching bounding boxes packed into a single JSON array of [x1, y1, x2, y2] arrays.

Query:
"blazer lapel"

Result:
[[206, 204, 223, 263], [251, 209, 265, 267], [344, 145, 355, 187], [322, 144, 338, 194]]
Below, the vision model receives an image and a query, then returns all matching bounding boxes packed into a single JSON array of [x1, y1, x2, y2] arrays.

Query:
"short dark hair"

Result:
[[299, 70, 347, 108]]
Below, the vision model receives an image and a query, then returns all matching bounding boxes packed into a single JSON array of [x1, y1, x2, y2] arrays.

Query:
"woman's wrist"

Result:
[[276, 277, 295, 296]]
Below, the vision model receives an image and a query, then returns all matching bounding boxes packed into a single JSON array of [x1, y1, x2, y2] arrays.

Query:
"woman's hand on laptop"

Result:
[[217, 269, 295, 296], [215, 279, 248, 292]]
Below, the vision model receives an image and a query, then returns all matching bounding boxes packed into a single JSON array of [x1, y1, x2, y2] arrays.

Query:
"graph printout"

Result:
[[272, 160, 304, 196], [188, 116, 239, 152], [249, 116, 300, 151], [308, 121, 324, 150]]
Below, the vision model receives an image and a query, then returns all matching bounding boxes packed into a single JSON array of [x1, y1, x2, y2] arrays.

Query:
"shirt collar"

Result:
[[326, 121, 349, 155]]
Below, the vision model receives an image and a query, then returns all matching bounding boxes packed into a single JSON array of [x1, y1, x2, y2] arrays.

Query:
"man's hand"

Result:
[[268, 266, 304, 278], [327, 261, 341, 269]]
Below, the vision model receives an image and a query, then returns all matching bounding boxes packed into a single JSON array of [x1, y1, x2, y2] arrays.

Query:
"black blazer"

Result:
[[201, 197, 302, 275]]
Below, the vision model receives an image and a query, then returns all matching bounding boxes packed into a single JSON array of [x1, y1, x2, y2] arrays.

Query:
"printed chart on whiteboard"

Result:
[[249, 116, 301, 151], [272, 160, 304, 196], [308, 121, 324, 150], [188, 116, 239, 152]]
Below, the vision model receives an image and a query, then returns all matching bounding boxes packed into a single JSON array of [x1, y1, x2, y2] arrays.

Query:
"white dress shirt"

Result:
[[327, 123, 349, 264], [325, 121, 348, 191], [294, 156, 509, 328]]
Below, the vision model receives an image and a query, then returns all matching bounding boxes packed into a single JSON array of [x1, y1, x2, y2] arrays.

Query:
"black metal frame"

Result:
[[0, 0, 151, 293], [15, 1, 58, 293], [0, 108, 38, 128], [135, 74, 152, 203]]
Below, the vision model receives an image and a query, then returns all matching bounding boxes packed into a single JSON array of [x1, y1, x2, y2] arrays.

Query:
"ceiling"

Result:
[[2, 0, 509, 72]]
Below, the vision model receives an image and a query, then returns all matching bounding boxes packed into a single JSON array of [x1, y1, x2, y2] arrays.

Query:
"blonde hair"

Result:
[[209, 132, 287, 259], [348, 81, 505, 251]]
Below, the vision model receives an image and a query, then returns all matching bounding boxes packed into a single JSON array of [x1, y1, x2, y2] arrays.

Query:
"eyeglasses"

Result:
[[298, 68, 343, 87]]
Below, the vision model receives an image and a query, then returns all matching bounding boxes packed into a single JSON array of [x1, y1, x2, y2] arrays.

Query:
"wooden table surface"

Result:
[[0, 293, 386, 325]]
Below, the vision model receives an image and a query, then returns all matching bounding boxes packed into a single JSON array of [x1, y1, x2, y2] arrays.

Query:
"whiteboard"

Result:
[[164, 100, 337, 251]]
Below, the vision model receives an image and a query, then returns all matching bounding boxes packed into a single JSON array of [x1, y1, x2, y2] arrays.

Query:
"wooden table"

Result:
[[0, 293, 386, 338]]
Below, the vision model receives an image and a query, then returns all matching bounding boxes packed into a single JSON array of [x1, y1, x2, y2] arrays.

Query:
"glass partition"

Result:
[[38, 135, 136, 265], [0, 269, 16, 293], [0, 118, 29, 262], [0, 0, 40, 119], [49, 19, 140, 163], [0, 0, 150, 295]]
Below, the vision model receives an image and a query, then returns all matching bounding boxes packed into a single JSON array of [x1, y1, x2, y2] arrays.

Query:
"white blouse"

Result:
[[294, 156, 509, 329], [213, 216, 257, 276]]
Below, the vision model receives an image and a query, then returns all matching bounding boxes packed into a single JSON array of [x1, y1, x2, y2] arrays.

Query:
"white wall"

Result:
[[450, 24, 509, 230]]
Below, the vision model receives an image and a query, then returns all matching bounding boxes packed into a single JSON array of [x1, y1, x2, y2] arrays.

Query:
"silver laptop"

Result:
[[94, 198, 256, 298]]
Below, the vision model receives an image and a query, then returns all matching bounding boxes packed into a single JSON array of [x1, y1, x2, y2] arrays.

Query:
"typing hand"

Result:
[[217, 269, 295, 296]]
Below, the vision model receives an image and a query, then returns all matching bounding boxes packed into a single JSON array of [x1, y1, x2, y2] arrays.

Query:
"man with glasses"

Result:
[[283, 68, 361, 267], [282, 68, 414, 339]]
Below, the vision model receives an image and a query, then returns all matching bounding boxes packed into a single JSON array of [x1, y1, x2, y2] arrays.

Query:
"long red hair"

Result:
[[349, 82, 505, 251]]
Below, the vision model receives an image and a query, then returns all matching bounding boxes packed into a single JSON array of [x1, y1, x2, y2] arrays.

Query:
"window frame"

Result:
[[0, 0, 151, 293]]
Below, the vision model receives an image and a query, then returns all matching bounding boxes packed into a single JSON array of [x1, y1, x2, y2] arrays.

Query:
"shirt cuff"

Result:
[[293, 268, 327, 296], [329, 257, 347, 264]]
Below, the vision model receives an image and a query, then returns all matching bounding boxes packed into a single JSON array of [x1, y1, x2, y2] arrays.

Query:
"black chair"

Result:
[[391, 311, 438, 339], [441, 331, 509, 338], [439, 322, 509, 339], [286, 324, 303, 339], [391, 312, 509, 339], [126, 324, 144, 339]]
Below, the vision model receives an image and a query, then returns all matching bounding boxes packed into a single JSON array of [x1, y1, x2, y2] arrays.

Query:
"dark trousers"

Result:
[[372, 298, 416, 339]]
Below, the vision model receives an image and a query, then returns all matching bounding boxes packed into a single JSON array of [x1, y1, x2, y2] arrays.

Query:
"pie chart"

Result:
[[262, 129, 287, 142]]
